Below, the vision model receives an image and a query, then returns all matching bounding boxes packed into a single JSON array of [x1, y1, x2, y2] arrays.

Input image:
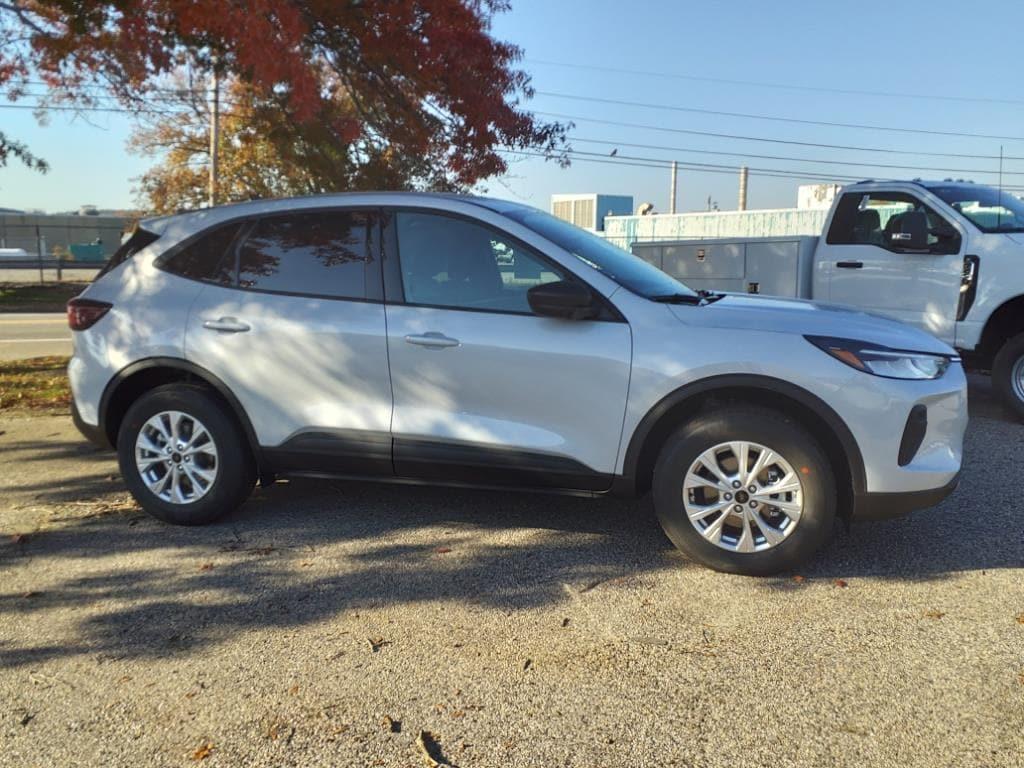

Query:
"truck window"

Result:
[[827, 192, 960, 255]]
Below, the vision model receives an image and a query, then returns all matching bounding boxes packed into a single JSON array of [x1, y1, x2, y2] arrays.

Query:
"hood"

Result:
[[670, 294, 955, 355]]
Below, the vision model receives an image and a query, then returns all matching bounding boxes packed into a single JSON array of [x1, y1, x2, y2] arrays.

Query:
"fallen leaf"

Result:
[[381, 715, 401, 733], [416, 730, 452, 768], [18, 712, 34, 727], [191, 742, 214, 761], [792, 575, 805, 584], [522, 658, 532, 671], [561, 617, 570, 628], [198, 563, 214, 572], [10, 533, 28, 545], [833, 579, 848, 588], [368, 637, 390, 653], [433, 547, 452, 554], [288, 684, 300, 696], [1015, 613, 1024, 625], [924, 609, 946, 620], [451, 709, 465, 719]]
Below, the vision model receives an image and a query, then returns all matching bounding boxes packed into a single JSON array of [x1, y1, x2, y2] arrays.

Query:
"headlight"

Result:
[[805, 335, 956, 380]]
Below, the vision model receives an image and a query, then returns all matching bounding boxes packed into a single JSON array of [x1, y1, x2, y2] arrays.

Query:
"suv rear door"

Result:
[[178, 208, 393, 474], [381, 208, 632, 490]]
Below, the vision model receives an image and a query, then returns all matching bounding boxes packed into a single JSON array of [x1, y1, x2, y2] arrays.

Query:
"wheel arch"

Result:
[[99, 357, 264, 473], [619, 375, 866, 518], [973, 294, 1024, 368]]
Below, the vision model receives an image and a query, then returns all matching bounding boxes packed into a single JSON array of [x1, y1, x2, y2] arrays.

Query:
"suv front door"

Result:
[[382, 209, 632, 490], [822, 190, 964, 343]]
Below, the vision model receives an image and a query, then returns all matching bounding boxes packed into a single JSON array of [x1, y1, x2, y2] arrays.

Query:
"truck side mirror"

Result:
[[889, 210, 929, 251]]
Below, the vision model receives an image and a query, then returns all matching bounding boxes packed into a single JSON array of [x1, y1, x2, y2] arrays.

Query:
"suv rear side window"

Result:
[[237, 211, 370, 299], [161, 222, 242, 283], [97, 226, 160, 278]]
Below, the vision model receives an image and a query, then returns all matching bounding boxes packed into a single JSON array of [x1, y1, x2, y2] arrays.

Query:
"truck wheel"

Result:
[[117, 384, 256, 525], [993, 333, 1024, 421], [652, 406, 836, 576]]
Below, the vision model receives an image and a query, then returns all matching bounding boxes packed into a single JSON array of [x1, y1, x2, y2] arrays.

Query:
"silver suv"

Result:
[[67, 193, 967, 575]]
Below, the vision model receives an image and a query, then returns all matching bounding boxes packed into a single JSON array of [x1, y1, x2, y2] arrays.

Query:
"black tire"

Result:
[[652, 406, 836, 576], [992, 333, 1024, 421], [117, 384, 255, 525]]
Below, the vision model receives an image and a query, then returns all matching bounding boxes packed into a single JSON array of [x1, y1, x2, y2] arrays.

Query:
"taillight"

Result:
[[67, 298, 112, 331]]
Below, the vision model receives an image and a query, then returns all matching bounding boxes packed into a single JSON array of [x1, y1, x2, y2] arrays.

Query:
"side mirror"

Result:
[[889, 210, 929, 251], [527, 280, 598, 320]]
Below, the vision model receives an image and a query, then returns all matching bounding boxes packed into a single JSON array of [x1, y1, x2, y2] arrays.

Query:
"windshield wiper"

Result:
[[697, 289, 725, 304], [649, 292, 703, 304]]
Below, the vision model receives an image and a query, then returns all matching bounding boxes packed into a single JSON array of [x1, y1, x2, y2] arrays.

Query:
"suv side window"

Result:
[[826, 191, 961, 255], [160, 222, 241, 284], [237, 211, 371, 299], [395, 211, 565, 313]]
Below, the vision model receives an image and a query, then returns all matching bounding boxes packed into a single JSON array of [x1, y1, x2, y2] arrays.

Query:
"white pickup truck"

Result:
[[632, 179, 1024, 418]]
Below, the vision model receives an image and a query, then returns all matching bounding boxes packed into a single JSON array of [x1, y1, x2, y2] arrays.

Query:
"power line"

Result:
[[567, 137, 1021, 178], [535, 91, 1024, 142], [503, 147, 1024, 191], [537, 111, 1024, 161], [527, 59, 1024, 108]]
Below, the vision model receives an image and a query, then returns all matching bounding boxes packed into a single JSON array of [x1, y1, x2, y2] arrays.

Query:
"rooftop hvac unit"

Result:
[[550, 194, 633, 231]]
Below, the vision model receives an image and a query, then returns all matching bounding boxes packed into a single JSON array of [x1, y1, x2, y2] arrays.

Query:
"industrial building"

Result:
[[554, 183, 840, 251], [0, 209, 129, 262]]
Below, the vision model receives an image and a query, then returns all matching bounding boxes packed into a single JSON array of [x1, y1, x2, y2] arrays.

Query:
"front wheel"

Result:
[[992, 333, 1024, 421], [652, 406, 836, 576]]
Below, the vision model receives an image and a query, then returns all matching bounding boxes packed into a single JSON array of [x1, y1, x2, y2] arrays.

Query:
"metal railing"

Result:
[[0, 258, 103, 282]]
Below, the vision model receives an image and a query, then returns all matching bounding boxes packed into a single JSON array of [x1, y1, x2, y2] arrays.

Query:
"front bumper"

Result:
[[852, 472, 960, 521]]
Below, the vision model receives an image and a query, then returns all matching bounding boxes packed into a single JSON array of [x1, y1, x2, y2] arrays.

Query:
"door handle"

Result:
[[836, 261, 864, 269], [404, 332, 460, 349], [202, 317, 251, 333]]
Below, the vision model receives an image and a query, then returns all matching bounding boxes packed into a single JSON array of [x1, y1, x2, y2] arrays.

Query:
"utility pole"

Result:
[[669, 160, 678, 214], [208, 65, 220, 208], [738, 166, 749, 211]]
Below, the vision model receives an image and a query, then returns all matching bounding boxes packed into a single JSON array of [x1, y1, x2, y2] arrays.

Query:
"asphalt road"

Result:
[[0, 382, 1022, 767], [0, 313, 71, 361]]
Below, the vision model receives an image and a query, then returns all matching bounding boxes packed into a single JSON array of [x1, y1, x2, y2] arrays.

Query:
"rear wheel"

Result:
[[992, 333, 1024, 421], [652, 406, 836, 576], [117, 384, 255, 525]]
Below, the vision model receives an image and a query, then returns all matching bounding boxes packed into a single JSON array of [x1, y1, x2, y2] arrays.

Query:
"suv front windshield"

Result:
[[929, 184, 1024, 233], [500, 207, 699, 300]]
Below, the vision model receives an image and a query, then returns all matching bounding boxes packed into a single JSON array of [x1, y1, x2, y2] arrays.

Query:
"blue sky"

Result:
[[3, 0, 1024, 213]]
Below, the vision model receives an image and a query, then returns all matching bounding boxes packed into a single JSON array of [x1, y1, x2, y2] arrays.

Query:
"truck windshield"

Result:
[[500, 208, 699, 300], [930, 185, 1024, 233]]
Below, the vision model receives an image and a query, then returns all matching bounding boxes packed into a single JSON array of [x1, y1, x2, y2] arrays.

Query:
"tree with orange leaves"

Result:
[[0, 1, 566, 189]]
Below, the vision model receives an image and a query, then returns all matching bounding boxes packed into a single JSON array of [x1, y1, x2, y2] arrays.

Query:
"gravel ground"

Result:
[[1, 379, 1022, 767]]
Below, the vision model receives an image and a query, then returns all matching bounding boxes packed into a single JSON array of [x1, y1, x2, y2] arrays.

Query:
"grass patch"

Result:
[[0, 356, 70, 412], [0, 282, 87, 312]]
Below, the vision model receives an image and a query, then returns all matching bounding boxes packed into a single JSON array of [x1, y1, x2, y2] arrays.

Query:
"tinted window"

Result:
[[237, 212, 370, 299], [395, 212, 565, 313], [826, 192, 960, 255], [499, 207, 699, 299], [161, 222, 240, 283], [98, 226, 160, 278]]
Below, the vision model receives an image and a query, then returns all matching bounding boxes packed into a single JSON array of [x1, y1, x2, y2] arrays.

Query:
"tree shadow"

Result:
[[0, 478, 679, 668], [2, 376, 1021, 667]]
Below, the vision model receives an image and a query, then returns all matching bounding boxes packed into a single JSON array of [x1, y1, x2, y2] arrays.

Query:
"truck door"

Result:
[[821, 190, 963, 343]]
